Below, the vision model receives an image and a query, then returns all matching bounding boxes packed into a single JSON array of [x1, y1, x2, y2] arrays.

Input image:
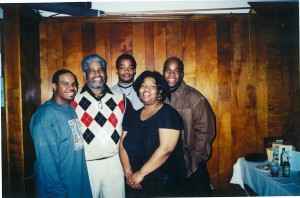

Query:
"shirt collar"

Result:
[[117, 82, 133, 89], [80, 84, 113, 101]]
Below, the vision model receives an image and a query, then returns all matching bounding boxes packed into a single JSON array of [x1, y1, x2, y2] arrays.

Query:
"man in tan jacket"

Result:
[[163, 57, 216, 196]]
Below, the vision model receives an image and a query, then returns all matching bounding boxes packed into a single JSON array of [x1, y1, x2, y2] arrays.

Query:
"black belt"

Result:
[[87, 155, 114, 161]]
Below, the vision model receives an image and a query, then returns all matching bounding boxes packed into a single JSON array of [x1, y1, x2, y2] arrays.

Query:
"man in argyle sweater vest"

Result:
[[72, 54, 128, 198]]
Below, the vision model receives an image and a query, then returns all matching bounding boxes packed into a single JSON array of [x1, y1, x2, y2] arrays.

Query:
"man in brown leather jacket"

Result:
[[163, 57, 216, 196]]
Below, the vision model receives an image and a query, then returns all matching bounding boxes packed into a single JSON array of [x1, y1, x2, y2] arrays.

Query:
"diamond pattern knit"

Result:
[[73, 87, 125, 160]]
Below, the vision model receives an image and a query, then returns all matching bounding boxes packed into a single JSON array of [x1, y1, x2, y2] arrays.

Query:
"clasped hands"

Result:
[[125, 170, 144, 189]]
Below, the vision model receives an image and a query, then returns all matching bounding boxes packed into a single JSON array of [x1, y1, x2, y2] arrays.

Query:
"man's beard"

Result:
[[87, 80, 105, 91]]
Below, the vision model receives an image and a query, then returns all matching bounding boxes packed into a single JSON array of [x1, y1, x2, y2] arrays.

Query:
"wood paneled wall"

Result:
[[38, 13, 299, 186], [3, 5, 25, 193], [2, 5, 41, 196], [2, 4, 298, 193], [20, 8, 41, 195]]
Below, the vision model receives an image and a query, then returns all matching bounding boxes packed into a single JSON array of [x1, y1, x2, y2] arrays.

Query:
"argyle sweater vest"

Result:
[[72, 89, 125, 160]]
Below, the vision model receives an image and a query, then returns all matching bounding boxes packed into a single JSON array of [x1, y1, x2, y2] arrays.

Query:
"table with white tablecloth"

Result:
[[230, 156, 300, 196]]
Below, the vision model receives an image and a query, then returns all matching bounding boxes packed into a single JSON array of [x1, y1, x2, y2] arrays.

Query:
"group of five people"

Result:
[[30, 53, 216, 198]]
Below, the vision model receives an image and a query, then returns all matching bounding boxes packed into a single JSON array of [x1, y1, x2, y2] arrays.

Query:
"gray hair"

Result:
[[81, 54, 107, 73]]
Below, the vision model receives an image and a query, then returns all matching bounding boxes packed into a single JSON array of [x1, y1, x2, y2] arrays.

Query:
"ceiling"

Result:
[[2, 0, 297, 17], [92, 0, 299, 15]]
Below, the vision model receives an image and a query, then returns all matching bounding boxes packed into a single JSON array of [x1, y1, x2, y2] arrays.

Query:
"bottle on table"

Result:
[[271, 145, 280, 177], [280, 148, 285, 167], [281, 148, 291, 177]]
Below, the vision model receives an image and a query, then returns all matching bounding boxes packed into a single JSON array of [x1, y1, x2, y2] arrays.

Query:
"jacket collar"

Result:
[[167, 81, 187, 102], [80, 84, 113, 101], [173, 81, 187, 96]]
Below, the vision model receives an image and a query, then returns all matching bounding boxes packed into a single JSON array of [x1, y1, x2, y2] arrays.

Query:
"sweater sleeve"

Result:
[[30, 113, 66, 197]]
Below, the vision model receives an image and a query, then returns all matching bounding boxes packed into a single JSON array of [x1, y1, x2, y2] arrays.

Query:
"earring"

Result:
[[156, 90, 163, 101]]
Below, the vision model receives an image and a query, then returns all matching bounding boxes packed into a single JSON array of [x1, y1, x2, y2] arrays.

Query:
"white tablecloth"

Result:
[[230, 156, 300, 196]]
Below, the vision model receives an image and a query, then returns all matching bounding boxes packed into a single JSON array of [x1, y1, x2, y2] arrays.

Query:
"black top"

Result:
[[123, 104, 186, 184]]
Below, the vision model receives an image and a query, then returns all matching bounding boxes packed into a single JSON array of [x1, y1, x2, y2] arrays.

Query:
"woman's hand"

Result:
[[126, 169, 142, 189], [124, 168, 133, 184], [124, 167, 133, 178], [128, 170, 144, 189]]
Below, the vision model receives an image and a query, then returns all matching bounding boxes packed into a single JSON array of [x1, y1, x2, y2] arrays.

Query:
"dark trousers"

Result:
[[126, 175, 184, 198], [126, 184, 149, 198], [182, 161, 212, 197]]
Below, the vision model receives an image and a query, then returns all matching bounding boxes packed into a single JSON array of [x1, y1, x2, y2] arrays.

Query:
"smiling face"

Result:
[[53, 72, 78, 104], [85, 61, 106, 90], [139, 77, 159, 105], [117, 59, 136, 83], [163, 62, 180, 88]]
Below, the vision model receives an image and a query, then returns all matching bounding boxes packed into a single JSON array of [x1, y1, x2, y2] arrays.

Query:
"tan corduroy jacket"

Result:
[[166, 81, 216, 177]]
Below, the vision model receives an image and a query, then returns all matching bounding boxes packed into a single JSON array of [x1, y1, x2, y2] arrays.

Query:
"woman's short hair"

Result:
[[116, 53, 137, 69], [52, 69, 79, 89], [81, 54, 107, 73], [133, 71, 170, 102]]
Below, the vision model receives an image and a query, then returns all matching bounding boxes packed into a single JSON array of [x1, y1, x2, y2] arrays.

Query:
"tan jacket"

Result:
[[166, 82, 216, 177]]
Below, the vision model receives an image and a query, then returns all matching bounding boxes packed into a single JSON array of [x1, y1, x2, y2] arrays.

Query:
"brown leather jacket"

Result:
[[165, 82, 216, 177]]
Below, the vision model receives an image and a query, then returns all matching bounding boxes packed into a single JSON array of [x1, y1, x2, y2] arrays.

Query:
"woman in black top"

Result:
[[119, 71, 186, 197]]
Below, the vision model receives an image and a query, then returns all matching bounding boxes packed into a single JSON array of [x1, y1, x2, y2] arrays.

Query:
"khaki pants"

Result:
[[86, 155, 125, 198]]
